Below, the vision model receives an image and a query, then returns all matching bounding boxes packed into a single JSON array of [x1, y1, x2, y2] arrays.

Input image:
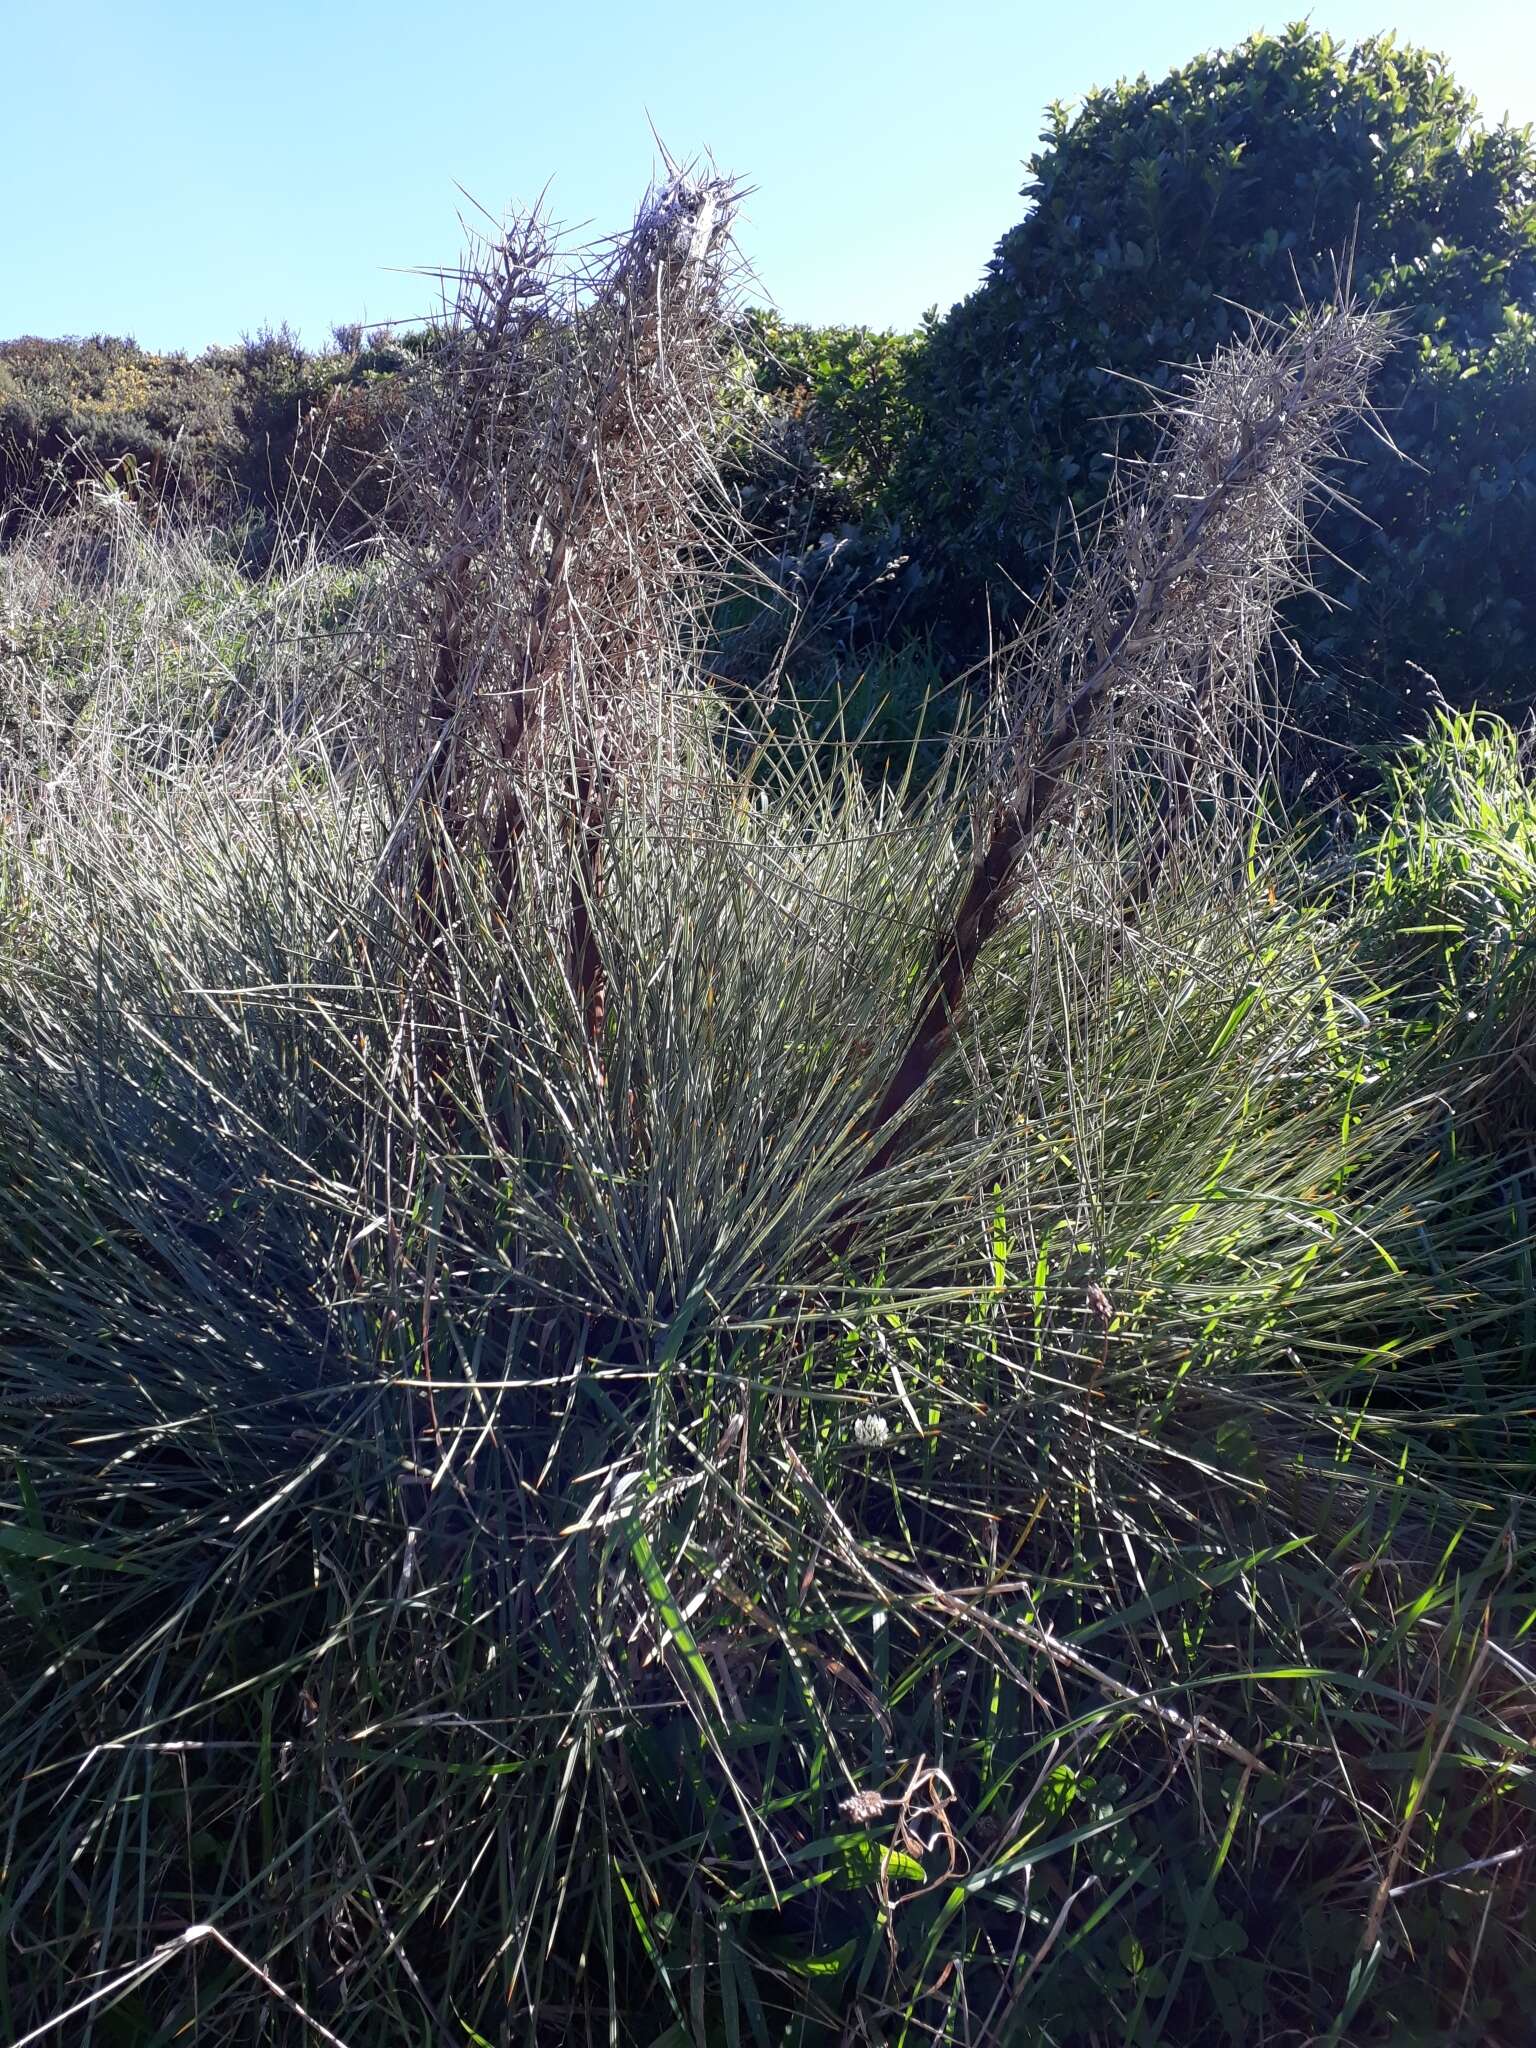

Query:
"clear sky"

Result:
[[4, 2, 1534, 351]]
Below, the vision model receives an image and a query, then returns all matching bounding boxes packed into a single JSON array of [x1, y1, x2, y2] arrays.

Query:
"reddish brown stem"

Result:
[[864, 658, 1105, 1168]]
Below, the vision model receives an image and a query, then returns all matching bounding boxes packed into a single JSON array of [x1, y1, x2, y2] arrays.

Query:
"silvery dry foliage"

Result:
[[869, 304, 1391, 1149], [1001, 303, 1391, 871], [391, 163, 746, 896]]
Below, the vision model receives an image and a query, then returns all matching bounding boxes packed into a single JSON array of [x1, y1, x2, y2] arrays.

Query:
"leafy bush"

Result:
[[0, 334, 245, 521], [895, 26, 1536, 748], [713, 318, 928, 734], [727, 310, 922, 544]]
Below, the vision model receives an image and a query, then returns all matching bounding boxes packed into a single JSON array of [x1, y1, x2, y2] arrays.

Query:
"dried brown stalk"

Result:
[[393, 164, 744, 1044], [867, 304, 1389, 1164]]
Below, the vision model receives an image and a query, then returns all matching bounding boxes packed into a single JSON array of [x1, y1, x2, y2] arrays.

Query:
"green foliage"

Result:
[[1, 528, 1533, 2044], [714, 318, 929, 728], [709, 628, 971, 794], [766, 639, 969, 786], [895, 25, 1536, 742], [0, 334, 245, 518], [1350, 706, 1536, 1136], [729, 309, 922, 541], [0, 327, 416, 558]]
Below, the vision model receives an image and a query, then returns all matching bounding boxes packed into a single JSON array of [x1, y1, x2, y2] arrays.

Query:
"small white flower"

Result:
[[854, 1412, 890, 1449]]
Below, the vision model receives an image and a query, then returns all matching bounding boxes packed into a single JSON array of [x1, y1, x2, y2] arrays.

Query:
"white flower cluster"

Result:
[[853, 1411, 890, 1449]]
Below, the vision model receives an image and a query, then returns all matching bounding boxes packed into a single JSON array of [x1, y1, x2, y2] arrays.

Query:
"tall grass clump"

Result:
[[2, 180, 1534, 2047]]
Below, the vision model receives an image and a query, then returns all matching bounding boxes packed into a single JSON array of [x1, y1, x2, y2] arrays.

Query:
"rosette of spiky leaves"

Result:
[[3, 686, 1533, 2046]]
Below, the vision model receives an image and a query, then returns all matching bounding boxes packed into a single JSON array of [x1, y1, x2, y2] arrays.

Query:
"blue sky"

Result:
[[4, 2, 1533, 350]]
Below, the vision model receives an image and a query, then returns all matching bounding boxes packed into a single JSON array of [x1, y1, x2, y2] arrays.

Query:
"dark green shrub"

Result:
[[894, 26, 1536, 748], [728, 310, 922, 546], [715, 316, 928, 728]]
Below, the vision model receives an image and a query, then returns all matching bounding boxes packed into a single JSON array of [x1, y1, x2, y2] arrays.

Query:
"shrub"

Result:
[[712, 318, 928, 732], [0, 334, 246, 525], [0, 330, 421, 558], [727, 310, 923, 545], [721, 636, 969, 791], [895, 26, 1536, 749]]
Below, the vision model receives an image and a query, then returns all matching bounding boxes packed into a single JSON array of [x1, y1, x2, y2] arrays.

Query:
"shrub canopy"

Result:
[[726, 310, 922, 545], [894, 25, 1536, 745]]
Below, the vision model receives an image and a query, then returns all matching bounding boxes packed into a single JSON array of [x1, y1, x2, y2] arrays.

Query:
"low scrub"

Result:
[[0, 328, 419, 560]]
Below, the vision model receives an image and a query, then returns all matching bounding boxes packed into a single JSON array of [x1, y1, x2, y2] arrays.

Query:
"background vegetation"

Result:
[[0, 325, 421, 558], [891, 25, 1536, 753], [10, 27, 1533, 760]]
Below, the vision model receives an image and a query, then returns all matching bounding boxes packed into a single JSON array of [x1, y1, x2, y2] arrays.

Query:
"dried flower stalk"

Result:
[[867, 304, 1390, 1160], [394, 164, 743, 1043]]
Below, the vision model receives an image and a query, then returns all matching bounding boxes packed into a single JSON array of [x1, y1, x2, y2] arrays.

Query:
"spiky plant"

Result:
[[869, 304, 1390, 1155], [387, 162, 743, 1045], [1, 199, 1533, 2048]]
